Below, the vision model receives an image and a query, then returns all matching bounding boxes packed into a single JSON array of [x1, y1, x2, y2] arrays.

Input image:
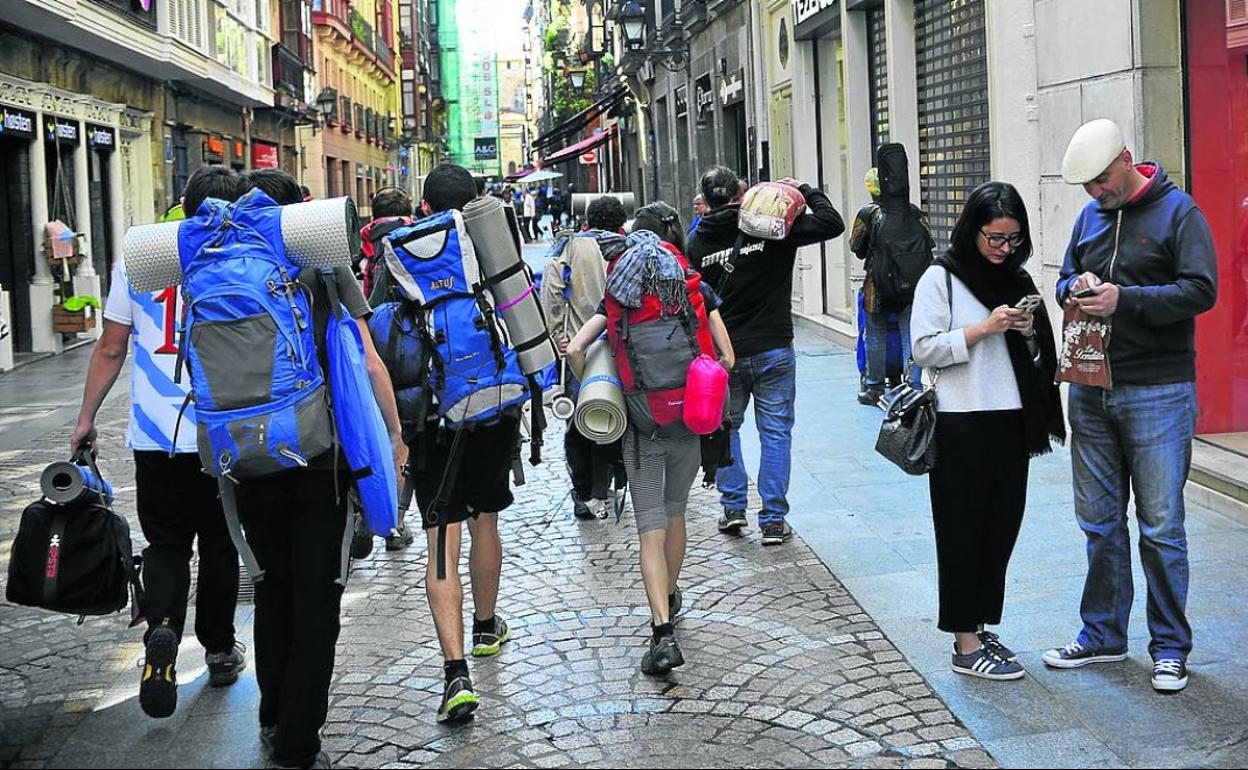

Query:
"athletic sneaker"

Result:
[[385, 524, 415, 552], [573, 496, 595, 520], [471, 617, 511, 657], [139, 626, 178, 718], [718, 508, 748, 533], [1152, 658, 1188, 692], [437, 675, 480, 723], [350, 511, 373, 560], [588, 498, 609, 520], [259, 724, 278, 755], [640, 634, 685, 676], [951, 645, 1025, 681], [1042, 640, 1129, 669], [761, 520, 794, 546], [206, 641, 246, 687], [978, 630, 1017, 662], [669, 586, 683, 619]]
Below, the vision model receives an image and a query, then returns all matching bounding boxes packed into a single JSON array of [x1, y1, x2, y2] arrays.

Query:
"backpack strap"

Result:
[[218, 478, 265, 583], [425, 427, 469, 580], [42, 507, 67, 610], [714, 234, 746, 298], [526, 374, 545, 467], [107, 508, 146, 628]]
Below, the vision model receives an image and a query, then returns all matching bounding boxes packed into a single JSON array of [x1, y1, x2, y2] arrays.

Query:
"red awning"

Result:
[[540, 127, 618, 165]]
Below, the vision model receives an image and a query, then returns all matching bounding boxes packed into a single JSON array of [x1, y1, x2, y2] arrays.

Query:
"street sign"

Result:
[[579, 150, 597, 165]]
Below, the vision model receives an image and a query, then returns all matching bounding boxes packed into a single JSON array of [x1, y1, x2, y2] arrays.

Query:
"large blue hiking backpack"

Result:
[[381, 210, 529, 428], [177, 189, 333, 479]]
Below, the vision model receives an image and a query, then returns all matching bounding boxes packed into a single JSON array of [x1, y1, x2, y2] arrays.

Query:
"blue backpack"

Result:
[[367, 301, 429, 443], [382, 210, 529, 428], [177, 189, 333, 479]]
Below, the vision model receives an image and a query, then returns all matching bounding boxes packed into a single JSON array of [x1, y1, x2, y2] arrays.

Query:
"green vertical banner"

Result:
[[456, 0, 500, 174]]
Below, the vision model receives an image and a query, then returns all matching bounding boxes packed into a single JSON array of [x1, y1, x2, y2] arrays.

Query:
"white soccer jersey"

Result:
[[103, 262, 198, 454]]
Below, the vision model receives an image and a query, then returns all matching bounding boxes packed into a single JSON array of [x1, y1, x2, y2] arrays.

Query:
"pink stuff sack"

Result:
[[683, 354, 729, 435]]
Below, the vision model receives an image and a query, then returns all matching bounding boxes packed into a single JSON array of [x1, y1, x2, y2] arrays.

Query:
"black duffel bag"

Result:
[[6, 455, 144, 625]]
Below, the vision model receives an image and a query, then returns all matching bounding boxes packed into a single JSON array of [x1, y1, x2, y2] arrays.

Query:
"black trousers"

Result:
[[133, 451, 238, 653], [236, 468, 348, 768], [565, 424, 625, 501], [928, 410, 1030, 634]]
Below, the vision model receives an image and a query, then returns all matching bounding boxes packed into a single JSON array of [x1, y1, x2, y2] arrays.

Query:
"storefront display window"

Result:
[[1188, 2, 1248, 440]]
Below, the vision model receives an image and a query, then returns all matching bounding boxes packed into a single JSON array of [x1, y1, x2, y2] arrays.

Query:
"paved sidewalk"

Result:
[[768, 324, 1248, 769], [0, 348, 992, 767]]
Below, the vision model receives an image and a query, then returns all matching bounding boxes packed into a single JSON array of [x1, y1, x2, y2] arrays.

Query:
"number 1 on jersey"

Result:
[[154, 286, 180, 355]]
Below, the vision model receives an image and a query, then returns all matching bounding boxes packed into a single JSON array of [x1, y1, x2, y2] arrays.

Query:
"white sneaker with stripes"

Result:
[[952, 645, 1026, 680]]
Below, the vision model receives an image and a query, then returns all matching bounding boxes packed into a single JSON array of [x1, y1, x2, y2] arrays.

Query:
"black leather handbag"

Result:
[[874, 270, 951, 476]]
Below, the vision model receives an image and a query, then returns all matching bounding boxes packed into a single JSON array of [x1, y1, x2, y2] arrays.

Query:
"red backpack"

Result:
[[605, 244, 715, 438]]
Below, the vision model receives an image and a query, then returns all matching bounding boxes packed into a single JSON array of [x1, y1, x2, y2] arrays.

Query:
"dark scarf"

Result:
[[934, 250, 1066, 457]]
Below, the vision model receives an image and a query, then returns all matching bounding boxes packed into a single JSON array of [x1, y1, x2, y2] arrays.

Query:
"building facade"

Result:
[[0, 0, 298, 364]]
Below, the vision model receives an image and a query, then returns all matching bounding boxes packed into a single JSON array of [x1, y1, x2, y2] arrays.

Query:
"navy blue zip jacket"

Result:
[[1055, 163, 1217, 385]]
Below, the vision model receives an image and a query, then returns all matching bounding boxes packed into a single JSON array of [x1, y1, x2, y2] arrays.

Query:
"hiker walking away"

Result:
[[911, 181, 1065, 682], [686, 166, 844, 545], [359, 188, 414, 308], [567, 204, 735, 677], [71, 167, 247, 720], [1043, 119, 1217, 692], [228, 170, 405, 769], [854, 145, 935, 404], [540, 196, 630, 520], [548, 186, 566, 231]]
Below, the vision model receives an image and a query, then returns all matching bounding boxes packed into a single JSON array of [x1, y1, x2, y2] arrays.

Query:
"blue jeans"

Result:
[[717, 347, 796, 526], [865, 305, 920, 388], [1070, 382, 1196, 661]]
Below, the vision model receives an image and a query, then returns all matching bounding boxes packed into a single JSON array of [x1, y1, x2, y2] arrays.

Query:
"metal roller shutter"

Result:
[[915, 0, 990, 250], [866, 6, 889, 151]]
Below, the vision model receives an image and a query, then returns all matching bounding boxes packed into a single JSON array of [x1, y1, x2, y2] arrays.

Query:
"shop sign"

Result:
[[88, 124, 116, 150], [0, 107, 36, 139], [694, 74, 714, 127], [45, 117, 79, 144], [793, 0, 839, 39], [203, 135, 225, 161], [675, 85, 689, 119], [719, 69, 745, 108], [252, 141, 280, 169], [474, 137, 498, 161]]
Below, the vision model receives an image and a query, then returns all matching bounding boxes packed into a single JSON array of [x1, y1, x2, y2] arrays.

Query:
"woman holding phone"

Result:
[[911, 181, 1066, 680]]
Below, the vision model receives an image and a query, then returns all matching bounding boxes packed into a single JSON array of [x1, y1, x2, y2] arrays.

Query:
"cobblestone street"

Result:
[[0, 346, 993, 769]]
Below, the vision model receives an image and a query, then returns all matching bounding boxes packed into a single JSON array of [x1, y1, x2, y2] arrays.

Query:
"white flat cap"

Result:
[[1062, 119, 1127, 184]]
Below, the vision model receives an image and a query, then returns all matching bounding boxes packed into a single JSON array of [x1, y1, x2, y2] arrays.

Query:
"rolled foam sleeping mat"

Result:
[[573, 339, 627, 445], [571, 192, 637, 218], [461, 196, 558, 376], [124, 196, 360, 293]]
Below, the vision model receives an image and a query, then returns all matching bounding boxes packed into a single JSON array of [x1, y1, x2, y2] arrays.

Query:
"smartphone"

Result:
[[1072, 286, 1098, 299], [1015, 294, 1042, 312]]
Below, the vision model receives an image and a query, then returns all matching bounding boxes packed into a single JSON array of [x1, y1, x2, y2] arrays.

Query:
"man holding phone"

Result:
[[1046, 119, 1217, 692]]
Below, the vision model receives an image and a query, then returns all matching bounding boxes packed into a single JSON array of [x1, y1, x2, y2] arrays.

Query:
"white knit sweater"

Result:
[[910, 265, 1023, 413]]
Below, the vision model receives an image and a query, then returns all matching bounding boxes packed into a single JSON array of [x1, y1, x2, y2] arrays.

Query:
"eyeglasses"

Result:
[[979, 230, 1026, 249]]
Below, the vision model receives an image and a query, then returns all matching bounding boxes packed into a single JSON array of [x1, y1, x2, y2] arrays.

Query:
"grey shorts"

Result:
[[622, 431, 702, 535]]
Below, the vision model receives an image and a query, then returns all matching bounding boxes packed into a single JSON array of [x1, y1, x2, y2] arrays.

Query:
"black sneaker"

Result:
[[669, 586, 683, 619], [259, 724, 278, 756], [139, 626, 178, 718], [205, 641, 246, 687], [952, 645, 1025, 681], [978, 630, 1017, 662], [640, 635, 685, 676], [857, 387, 884, 406], [573, 496, 595, 520], [265, 750, 332, 769], [385, 524, 415, 552], [1152, 658, 1188, 692], [761, 520, 794, 546], [717, 508, 748, 533], [437, 675, 480, 723], [1041, 640, 1129, 669], [471, 617, 511, 657], [350, 510, 373, 560]]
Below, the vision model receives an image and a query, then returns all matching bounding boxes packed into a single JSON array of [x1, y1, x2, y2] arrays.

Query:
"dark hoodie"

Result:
[[1056, 163, 1218, 385], [687, 184, 844, 358]]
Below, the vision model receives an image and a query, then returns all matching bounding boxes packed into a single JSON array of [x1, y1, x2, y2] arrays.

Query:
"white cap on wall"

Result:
[[1061, 119, 1127, 185]]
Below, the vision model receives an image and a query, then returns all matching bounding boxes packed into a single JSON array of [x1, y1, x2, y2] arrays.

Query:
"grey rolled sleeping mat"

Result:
[[461, 195, 559, 376], [571, 192, 637, 219], [123, 196, 360, 293], [574, 339, 628, 445]]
